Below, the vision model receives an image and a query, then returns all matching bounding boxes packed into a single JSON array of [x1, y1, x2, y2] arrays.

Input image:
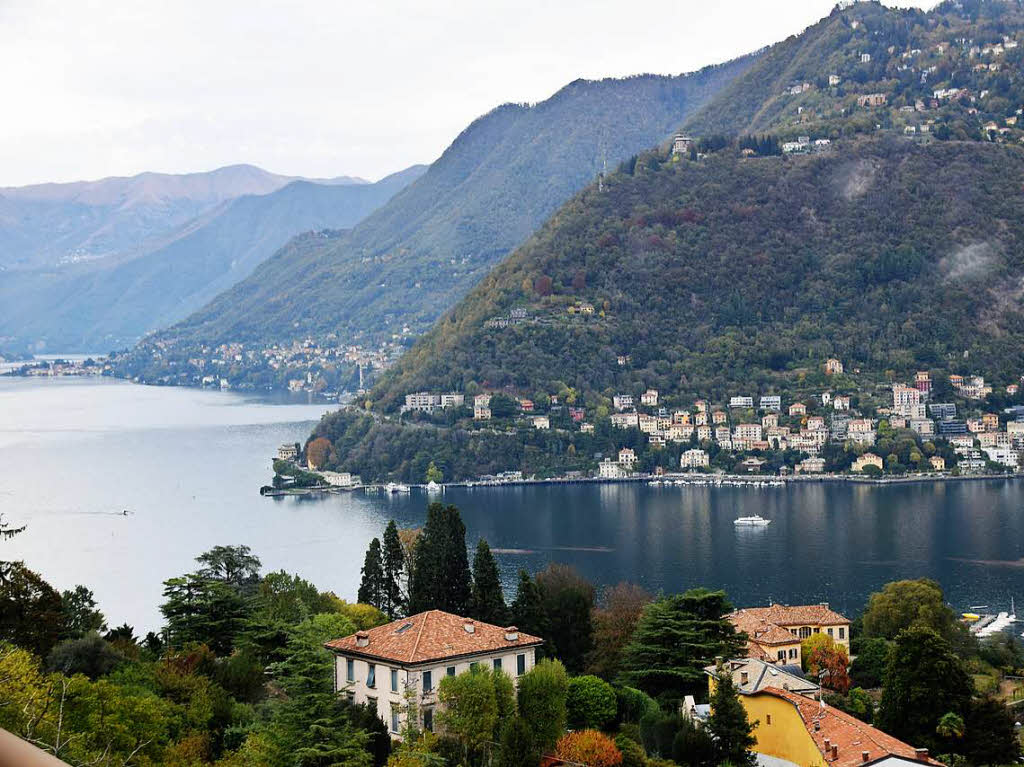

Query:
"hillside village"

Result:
[[390, 360, 1024, 483]]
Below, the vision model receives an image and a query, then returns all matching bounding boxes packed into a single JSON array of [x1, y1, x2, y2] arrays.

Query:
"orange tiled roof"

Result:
[[730, 603, 850, 630], [729, 612, 802, 646], [759, 687, 943, 767], [324, 610, 542, 665]]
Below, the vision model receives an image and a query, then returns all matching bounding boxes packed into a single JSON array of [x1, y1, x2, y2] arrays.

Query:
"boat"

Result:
[[962, 612, 981, 622], [425, 481, 442, 494], [734, 515, 771, 527], [385, 482, 411, 494]]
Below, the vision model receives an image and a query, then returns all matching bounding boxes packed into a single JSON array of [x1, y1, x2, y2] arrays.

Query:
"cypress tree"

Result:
[[510, 570, 548, 643], [408, 503, 472, 615], [381, 521, 405, 619], [470, 539, 507, 625], [357, 538, 385, 612]]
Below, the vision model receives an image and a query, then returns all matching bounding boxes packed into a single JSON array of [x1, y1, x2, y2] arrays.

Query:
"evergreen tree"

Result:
[[470, 539, 507, 625], [536, 564, 594, 674], [707, 670, 757, 767], [357, 538, 385, 612], [619, 589, 743, 701], [510, 570, 548, 641], [195, 544, 262, 596], [59, 585, 106, 639], [381, 521, 405, 619], [159, 573, 249, 655], [407, 503, 472, 615]]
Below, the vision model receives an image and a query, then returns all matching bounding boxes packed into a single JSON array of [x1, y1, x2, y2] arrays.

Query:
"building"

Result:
[[711, 410, 728, 425], [599, 459, 627, 478], [929, 456, 945, 471], [725, 683, 943, 767], [929, 402, 957, 421], [760, 395, 782, 412], [796, 457, 826, 474], [853, 453, 883, 472], [440, 393, 465, 408], [727, 603, 851, 665], [277, 443, 299, 461], [320, 471, 357, 487], [892, 384, 921, 416], [833, 395, 851, 411], [909, 418, 935, 437], [680, 448, 710, 469], [641, 389, 659, 407], [734, 423, 763, 443], [618, 447, 637, 468], [326, 611, 541, 737], [672, 133, 694, 155], [610, 412, 640, 429], [730, 396, 754, 409], [824, 358, 844, 375], [914, 371, 932, 394], [532, 415, 550, 430], [614, 394, 634, 411], [789, 402, 807, 417], [762, 413, 780, 429], [983, 413, 1000, 431], [403, 392, 442, 413], [829, 74, 841, 86], [983, 446, 1019, 469]]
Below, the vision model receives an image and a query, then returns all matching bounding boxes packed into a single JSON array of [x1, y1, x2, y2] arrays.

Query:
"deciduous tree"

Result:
[[587, 582, 652, 679], [517, 658, 569, 751]]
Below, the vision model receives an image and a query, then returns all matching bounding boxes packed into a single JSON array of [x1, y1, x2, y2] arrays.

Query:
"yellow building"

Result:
[[727, 603, 851, 666]]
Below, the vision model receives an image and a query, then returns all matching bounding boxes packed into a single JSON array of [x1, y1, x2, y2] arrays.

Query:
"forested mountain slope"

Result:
[[149, 58, 756, 350], [373, 137, 1024, 410], [0, 166, 423, 351]]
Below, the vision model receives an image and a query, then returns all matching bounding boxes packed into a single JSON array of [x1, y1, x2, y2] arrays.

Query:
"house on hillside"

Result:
[[853, 453, 883, 472], [680, 448, 710, 469], [789, 402, 807, 417], [727, 603, 851, 665], [326, 611, 541, 738], [824, 358, 844, 375]]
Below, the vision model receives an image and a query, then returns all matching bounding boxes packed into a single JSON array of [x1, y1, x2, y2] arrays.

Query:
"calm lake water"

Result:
[[3, 377, 1024, 632]]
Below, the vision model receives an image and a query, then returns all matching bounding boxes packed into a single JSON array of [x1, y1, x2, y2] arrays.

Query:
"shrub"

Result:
[[567, 675, 617, 730], [556, 730, 623, 767]]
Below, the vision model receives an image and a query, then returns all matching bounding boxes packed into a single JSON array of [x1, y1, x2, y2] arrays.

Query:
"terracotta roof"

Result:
[[730, 603, 850, 630], [324, 610, 542, 665], [729, 612, 802, 646], [758, 687, 943, 767]]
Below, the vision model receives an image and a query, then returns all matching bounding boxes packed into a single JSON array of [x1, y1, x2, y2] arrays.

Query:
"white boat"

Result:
[[385, 482, 411, 494], [734, 515, 771, 527], [425, 481, 443, 494]]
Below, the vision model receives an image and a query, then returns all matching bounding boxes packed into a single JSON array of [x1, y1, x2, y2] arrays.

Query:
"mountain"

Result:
[[145, 58, 757, 352], [0, 164, 365, 271], [0, 166, 423, 351]]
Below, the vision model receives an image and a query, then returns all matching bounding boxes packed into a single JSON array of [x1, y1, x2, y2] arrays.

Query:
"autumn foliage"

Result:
[[555, 730, 622, 767], [305, 437, 332, 470], [803, 635, 851, 694]]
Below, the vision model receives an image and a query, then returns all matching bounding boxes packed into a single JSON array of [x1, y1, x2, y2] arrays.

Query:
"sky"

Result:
[[1, 0, 935, 187]]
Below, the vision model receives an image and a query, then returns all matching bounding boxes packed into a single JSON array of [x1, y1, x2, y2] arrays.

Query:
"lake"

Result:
[[3, 376, 1024, 632]]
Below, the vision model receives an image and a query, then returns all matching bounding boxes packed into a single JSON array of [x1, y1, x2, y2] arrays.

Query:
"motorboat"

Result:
[[385, 482, 411, 494], [734, 515, 771, 527]]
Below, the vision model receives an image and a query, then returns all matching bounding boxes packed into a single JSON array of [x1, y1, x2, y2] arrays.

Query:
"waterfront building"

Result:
[[277, 443, 298, 461], [326, 611, 541, 738], [852, 453, 883, 472], [680, 448, 710, 469], [599, 459, 627, 478], [727, 603, 851, 666]]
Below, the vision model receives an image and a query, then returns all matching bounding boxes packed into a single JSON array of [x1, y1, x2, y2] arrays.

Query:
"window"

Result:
[[740, 672, 748, 685], [446, 666, 456, 677], [391, 704, 400, 734], [493, 658, 502, 672], [789, 648, 797, 659], [391, 669, 399, 693], [766, 714, 772, 725], [423, 670, 433, 692], [799, 627, 812, 639], [839, 627, 846, 639], [813, 627, 820, 634], [423, 707, 434, 732], [367, 664, 376, 689], [470, 661, 480, 671], [516, 654, 526, 676], [346, 659, 354, 682], [827, 628, 833, 637], [777, 650, 785, 661]]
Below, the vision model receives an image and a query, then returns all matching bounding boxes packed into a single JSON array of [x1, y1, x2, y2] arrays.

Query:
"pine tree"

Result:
[[408, 503, 472, 615], [357, 538, 385, 612], [510, 570, 548, 642], [381, 521, 405, 619], [707, 670, 758, 767], [470, 539, 507, 625]]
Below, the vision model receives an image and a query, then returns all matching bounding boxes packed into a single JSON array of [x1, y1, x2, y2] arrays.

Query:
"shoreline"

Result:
[[261, 469, 1024, 496]]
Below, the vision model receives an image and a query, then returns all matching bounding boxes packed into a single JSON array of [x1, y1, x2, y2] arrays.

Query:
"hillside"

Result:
[[0, 166, 423, 351], [145, 59, 756, 352]]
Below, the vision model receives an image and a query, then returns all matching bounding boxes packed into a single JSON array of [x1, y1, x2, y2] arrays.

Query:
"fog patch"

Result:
[[941, 242, 999, 282], [836, 159, 877, 201]]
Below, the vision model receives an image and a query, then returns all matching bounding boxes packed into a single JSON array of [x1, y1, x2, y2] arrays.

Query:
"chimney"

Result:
[[862, 752, 870, 763], [355, 631, 369, 648], [915, 749, 929, 761], [824, 739, 831, 750], [820, 602, 830, 609], [505, 626, 519, 641], [464, 619, 475, 634], [831, 745, 838, 761]]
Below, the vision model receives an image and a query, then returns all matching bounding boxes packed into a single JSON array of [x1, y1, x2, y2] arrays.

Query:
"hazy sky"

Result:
[[2, 0, 933, 186]]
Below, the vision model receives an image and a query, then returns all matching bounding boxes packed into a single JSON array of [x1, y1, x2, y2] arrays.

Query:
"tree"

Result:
[[587, 583, 652, 679], [437, 666, 499, 762], [567, 674, 617, 730], [850, 637, 891, 689], [408, 504, 472, 615], [517, 658, 569, 751], [862, 579, 960, 642], [0, 563, 64, 656], [59, 585, 106, 639], [381, 521, 406, 620], [196, 544, 262, 596], [306, 437, 332, 470], [619, 589, 743, 701], [424, 461, 443, 484], [555, 730, 623, 767], [876, 627, 973, 751], [707, 670, 757, 767], [960, 696, 1020, 765], [498, 716, 539, 767], [536, 564, 594, 673], [802, 635, 850, 693], [357, 538, 386, 612], [160, 573, 249, 655], [470, 540, 507, 626], [510, 570, 548, 641], [46, 634, 123, 679]]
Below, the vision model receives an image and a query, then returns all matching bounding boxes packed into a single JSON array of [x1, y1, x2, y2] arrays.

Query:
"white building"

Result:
[[983, 446, 1019, 469], [680, 449, 710, 469], [614, 394, 634, 411], [599, 459, 627, 478], [320, 471, 357, 487], [641, 389, 659, 407], [532, 415, 550, 430], [473, 393, 492, 421], [730, 396, 754, 409], [403, 392, 442, 413], [440, 393, 465, 408], [277, 443, 299, 461], [618, 447, 638, 468], [760, 395, 782, 412], [327, 611, 541, 738]]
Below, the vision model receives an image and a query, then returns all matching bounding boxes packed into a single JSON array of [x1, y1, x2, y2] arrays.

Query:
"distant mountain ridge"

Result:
[[0, 165, 424, 351], [142, 58, 757, 353]]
